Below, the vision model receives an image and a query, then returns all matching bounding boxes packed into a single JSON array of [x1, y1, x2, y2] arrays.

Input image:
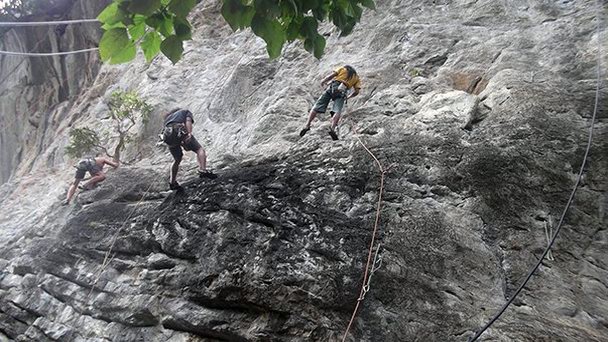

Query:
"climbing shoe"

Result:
[[61, 199, 70, 206], [78, 184, 94, 191], [198, 170, 217, 179], [328, 129, 339, 141], [299, 127, 310, 137], [169, 181, 181, 190]]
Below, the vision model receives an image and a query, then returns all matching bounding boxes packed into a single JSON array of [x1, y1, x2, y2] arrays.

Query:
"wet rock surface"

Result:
[[1, 0, 608, 341]]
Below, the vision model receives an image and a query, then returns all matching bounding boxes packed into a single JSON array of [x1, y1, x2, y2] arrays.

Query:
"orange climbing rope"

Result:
[[341, 126, 387, 341]]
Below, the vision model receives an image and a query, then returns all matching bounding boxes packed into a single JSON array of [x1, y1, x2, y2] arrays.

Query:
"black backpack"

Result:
[[76, 157, 95, 171], [162, 123, 187, 147]]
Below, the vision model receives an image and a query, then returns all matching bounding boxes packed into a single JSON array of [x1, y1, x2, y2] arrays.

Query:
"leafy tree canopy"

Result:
[[97, 0, 375, 64], [65, 90, 151, 162]]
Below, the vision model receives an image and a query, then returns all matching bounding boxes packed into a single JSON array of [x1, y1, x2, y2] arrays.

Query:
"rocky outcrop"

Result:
[[0, 0, 109, 183], [1, 0, 607, 341]]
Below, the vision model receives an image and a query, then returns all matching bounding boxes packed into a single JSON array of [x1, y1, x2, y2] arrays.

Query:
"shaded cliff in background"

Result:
[[1, 0, 607, 341], [0, 0, 109, 184]]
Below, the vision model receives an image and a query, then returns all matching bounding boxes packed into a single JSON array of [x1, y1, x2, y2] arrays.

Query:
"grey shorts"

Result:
[[312, 89, 346, 115], [169, 135, 202, 160], [74, 164, 102, 180]]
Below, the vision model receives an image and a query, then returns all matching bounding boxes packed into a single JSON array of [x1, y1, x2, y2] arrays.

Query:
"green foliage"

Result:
[[408, 67, 422, 77], [160, 35, 183, 64], [108, 90, 152, 124], [65, 90, 152, 162], [97, 0, 375, 63], [99, 28, 136, 64], [222, 0, 375, 58], [65, 127, 101, 159]]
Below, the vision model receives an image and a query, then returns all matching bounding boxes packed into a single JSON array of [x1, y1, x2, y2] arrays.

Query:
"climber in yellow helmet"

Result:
[[300, 65, 361, 140]]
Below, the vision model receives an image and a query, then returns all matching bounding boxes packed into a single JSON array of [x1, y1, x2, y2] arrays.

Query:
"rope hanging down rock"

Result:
[[341, 126, 388, 342], [467, 1, 604, 340]]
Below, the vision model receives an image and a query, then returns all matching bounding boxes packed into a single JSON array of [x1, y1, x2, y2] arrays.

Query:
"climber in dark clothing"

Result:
[[62, 156, 119, 205], [300, 65, 361, 140], [162, 108, 216, 189]]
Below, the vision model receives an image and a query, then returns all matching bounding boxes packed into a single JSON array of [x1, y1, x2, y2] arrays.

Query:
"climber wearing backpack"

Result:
[[62, 156, 119, 205], [300, 65, 361, 140], [162, 108, 216, 190]]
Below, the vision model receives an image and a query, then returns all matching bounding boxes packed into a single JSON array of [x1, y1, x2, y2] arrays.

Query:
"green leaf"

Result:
[[174, 17, 192, 40], [339, 17, 357, 37], [169, 0, 196, 18], [253, 0, 281, 17], [141, 31, 162, 63], [351, 3, 363, 20], [303, 37, 313, 53], [110, 43, 136, 64], [222, 0, 255, 30], [285, 16, 301, 41], [313, 34, 325, 59], [250, 14, 285, 59], [97, 2, 120, 24], [312, 3, 329, 21], [160, 35, 184, 64], [128, 15, 147, 40], [121, 15, 134, 26], [280, 0, 298, 16], [299, 16, 318, 39], [301, 0, 320, 12], [145, 13, 164, 29], [159, 16, 175, 37], [99, 28, 136, 64], [102, 21, 126, 30], [117, 1, 130, 12], [360, 0, 375, 10], [128, 0, 161, 16], [331, 8, 347, 30], [344, 2, 356, 17]]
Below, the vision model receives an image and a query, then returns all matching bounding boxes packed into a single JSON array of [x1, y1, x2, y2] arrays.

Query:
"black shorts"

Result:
[[74, 164, 102, 180], [169, 135, 202, 160]]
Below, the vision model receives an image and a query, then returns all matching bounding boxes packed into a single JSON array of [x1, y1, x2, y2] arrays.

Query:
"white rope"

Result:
[[358, 243, 383, 301], [0, 47, 98, 56], [0, 18, 99, 26], [543, 221, 554, 261]]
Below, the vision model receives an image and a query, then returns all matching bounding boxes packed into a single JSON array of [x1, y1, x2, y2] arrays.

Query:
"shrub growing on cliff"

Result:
[[65, 90, 152, 162], [97, 0, 375, 64]]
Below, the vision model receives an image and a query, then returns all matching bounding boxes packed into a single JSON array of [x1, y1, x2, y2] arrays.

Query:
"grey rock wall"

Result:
[[0, 0, 607, 341], [0, 0, 109, 184]]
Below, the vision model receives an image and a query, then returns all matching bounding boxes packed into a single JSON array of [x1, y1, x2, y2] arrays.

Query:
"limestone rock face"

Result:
[[1, 0, 607, 341], [0, 0, 110, 184]]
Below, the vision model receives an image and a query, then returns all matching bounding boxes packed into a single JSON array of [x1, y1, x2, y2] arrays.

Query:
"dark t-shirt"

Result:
[[164, 109, 194, 126]]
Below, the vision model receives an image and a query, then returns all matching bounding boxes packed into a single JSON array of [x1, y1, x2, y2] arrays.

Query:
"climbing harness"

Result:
[[162, 123, 187, 147], [328, 80, 348, 100]]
